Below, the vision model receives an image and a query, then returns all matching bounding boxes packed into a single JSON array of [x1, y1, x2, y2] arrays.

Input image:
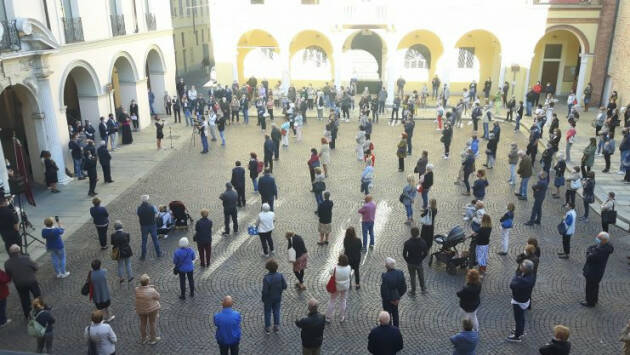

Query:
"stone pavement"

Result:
[[0, 118, 192, 265], [0, 108, 629, 354]]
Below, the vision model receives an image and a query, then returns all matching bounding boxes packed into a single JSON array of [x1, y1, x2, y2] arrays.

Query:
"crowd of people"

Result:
[[0, 73, 629, 355]]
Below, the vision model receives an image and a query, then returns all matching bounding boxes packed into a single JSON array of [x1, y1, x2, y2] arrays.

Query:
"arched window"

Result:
[[404, 44, 431, 69], [302, 46, 328, 68]]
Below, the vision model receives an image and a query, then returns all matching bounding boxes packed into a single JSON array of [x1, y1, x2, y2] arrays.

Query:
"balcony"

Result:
[[62, 17, 84, 43], [533, 0, 601, 5], [145, 13, 156, 31], [110, 14, 126, 37], [0, 20, 20, 52]]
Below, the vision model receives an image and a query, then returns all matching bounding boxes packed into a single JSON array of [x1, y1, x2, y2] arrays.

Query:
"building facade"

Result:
[[209, 0, 610, 106], [606, 0, 629, 105], [170, 0, 212, 77], [0, 0, 176, 188]]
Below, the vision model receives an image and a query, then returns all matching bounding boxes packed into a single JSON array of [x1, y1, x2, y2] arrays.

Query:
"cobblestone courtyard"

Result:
[[1, 112, 629, 354]]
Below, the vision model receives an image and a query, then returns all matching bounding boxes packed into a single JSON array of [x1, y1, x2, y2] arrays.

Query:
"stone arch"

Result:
[[109, 51, 140, 83], [341, 29, 387, 93], [447, 29, 502, 95], [545, 25, 590, 54], [58, 60, 101, 109], [143, 44, 167, 78], [110, 52, 140, 109], [145, 45, 167, 116], [237, 29, 281, 84], [59, 60, 102, 131], [289, 30, 334, 85], [396, 30, 444, 84]]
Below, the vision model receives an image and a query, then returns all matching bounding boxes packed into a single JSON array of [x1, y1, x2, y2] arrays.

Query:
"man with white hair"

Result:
[[507, 259, 535, 342], [380, 257, 407, 327], [581, 232, 614, 308], [97, 140, 113, 183], [137, 195, 161, 260], [368, 311, 404, 354]]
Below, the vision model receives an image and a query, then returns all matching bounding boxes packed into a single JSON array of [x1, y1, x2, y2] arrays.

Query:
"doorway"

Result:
[[540, 61, 560, 93]]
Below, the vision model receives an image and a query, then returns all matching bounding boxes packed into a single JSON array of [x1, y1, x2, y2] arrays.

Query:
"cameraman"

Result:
[[198, 115, 209, 154], [0, 195, 20, 254]]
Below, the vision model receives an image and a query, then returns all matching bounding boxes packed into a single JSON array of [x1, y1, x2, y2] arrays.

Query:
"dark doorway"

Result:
[[0, 87, 33, 180], [540, 61, 560, 93], [351, 31, 383, 78]]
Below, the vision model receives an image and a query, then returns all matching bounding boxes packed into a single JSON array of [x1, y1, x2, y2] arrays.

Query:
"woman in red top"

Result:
[[0, 268, 10, 327], [533, 81, 542, 106], [565, 120, 577, 163], [307, 148, 320, 183]]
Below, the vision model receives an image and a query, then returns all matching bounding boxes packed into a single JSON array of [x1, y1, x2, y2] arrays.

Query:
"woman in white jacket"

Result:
[[326, 254, 352, 323]]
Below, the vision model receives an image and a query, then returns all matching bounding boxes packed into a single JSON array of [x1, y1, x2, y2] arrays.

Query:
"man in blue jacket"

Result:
[[450, 318, 479, 355], [258, 169, 278, 211], [380, 257, 407, 327], [507, 259, 535, 342], [524, 171, 548, 226], [213, 295, 241, 355], [368, 311, 403, 354], [581, 232, 614, 307]]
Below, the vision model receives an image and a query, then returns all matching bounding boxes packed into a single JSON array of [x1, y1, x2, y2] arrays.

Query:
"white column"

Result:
[[37, 79, 71, 184], [498, 55, 506, 90], [280, 47, 290, 93], [385, 51, 398, 105], [232, 51, 238, 83], [135, 78, 151, 128], [333, 49, 342, 89], [575, 53, 592, 106]]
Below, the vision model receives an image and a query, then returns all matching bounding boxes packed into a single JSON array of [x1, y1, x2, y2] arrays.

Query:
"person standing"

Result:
[[0, 196, 20, 254], [173, 237, 195, 300], [4, 245, 40, 319], [98, 116, 108, 147], [558, 203, 577, 260], [580, 171, 596, 221], [474, 215, 492, 273], [217, 113, 227, 146], [295, 298, 326, 355], [41, 217, 70, 279], [286, 232, 308, 291], [316, 192, 333, 245], [506, 260, 535, 342], [403, 227, 428, 296], [172, 96, 181, 123], [256, 203, 275, 257], [404, 118, 415, 155], [84, 310, 117, 355], [359, 195, 376, 251], [581, 138, 597, 178], [396, 133, 407, 172], [420, 199, 437, 250], [539, 325, 571, 355], [456, 269, 482, 331], [380, 257, 407, 327], [137, 195, 161, 260], [450, 318, 479, 355], [270, 123, 281, 160], [442, 122, 453, 159], [360, 161, 374, 196], [155, 116, 165, 150], [248, 153, 260, 193], [220, 183, 239, 236], [193, 209, 213, 267], [258, 169, 278, 211], [42, 151, 60, 193], [498, 203, 515, 256], [89, 259, 115, 322], [231, 161, 246, 208], [400, 175, 417, 225], [343, 227, 362, 291], [368, 311, 404, 354], [524, 172, 548, 225], [106, 114, 118, 151], [30, 298, 54, 353], [261, 259, 287, 334], [565, 120, 577, 163], [325, 254, 351, 324], [84, 141, 98, 197], [135, 274, 161, 345], [264, 135, 274, 173], [581, 232, 614, 308], [600, 192, 616, 233], [110, 221, 133, 283], [213, 296, 241, 355], [97, 141, 113, 183], [68, 133, 85, 180], [319, 138, 331, 178], [0, 267, 11, 327]]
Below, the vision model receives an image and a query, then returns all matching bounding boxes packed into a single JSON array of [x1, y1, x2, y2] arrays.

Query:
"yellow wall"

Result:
[[529, 30, 580, 95], [289, 31, 335, 82], [452, 30, 501, 93], [397, 30, 444, 92], [237, 30, 280, 83]]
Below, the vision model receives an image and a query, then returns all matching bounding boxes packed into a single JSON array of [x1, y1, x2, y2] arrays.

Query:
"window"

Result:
[[251, 0, 264, 4], [301, 0, 319, 3], [457, 47, 475, 69], [301, 46, 328, 68], [181, 32, 185, 47], [404, 44, 431, 69], [544, 44, 562, 59], [178, 0, 183, 16]]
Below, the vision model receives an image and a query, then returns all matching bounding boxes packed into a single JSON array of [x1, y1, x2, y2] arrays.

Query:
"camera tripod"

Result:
[[188, 125, 198, 152], [14, 193, 43, 255]]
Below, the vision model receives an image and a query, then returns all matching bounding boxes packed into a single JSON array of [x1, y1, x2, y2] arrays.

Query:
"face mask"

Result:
[[595, 238, 601, 245]]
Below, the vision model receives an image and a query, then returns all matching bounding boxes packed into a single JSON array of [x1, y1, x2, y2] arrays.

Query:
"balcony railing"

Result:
[[62, 17, 84, 43], [533, 0, 601, 5], [110, 14, 126, 37], [0, 20, 20, 52], [145, 13, 156, 31]]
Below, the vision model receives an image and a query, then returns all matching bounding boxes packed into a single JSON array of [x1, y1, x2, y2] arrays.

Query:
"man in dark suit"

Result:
[[83, 142, 98, 196], [581, 232, 614, 307], [98, 116, 108, 147], [106, 114, 118, 150], [263, 135, 274, 173], [97, 141, 113, 183], [368, 311, 404, 354], [380, 257, 407, 327], [230, 161, 246, 208], [525, 171, 548, 226], [258, 169, 277, 211]]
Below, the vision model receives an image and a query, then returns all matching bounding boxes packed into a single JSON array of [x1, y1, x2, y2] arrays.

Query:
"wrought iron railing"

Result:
[[145, 12, 156, 31], [110, 14, 126, 37], [0, 20, 20, 52], [62, 17, 84, 43]]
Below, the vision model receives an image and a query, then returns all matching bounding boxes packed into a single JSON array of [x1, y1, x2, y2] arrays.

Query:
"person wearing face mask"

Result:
[[557, 202, 576, 260], [580, 232, 614, 308]]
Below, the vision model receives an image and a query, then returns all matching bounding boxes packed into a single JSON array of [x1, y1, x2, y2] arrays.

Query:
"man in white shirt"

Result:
[[256, 203, 275, 257], [208, 111, 218, 141]]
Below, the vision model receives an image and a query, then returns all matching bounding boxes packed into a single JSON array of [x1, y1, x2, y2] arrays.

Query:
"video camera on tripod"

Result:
[[1, 175, 42, 253]]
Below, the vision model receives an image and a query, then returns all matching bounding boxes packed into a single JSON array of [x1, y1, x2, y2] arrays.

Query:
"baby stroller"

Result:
[[428, 225, 474, 275], [168, 201, 193, 230]]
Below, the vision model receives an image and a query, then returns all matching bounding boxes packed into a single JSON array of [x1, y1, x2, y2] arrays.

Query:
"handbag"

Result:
[[248, 225, 258, 235], [399, 193, 405, 204], [326, 268, 337, 293], [570, 179, 582, 190], [173, 267, 179, 275], [557, 221, 567, 235], [287, 237, 296, 263], [111, 246, 119, 261], [501, 219, 513, 229], [81, 271, 91, 296], [602, 209, 617, 225], [27, 310, 46, 337], [420, 209, 432, 225]]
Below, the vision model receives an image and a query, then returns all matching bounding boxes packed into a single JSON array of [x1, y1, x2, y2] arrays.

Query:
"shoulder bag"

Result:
[[26, 310, 46, 337], [601, 202, 617, 225], [287, 237, 297, 263], [557, 220, 567, 236], [326, 267, 337, 294], [420, 208, 432, 225], [81, 271, 91, 296], [110, 246, 119, 261]]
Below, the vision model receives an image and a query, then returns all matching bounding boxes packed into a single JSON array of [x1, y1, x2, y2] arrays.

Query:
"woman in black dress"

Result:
[[120, 110, 133, 145], [420, 198, 437, 250], [41, 151, 60, 193], [154, 115, 164, 150], [343, 227, 362, 290]]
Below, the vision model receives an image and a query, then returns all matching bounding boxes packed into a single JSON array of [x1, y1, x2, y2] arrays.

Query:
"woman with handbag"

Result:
[[173, 238, 196, 300], [400, 175, 417, 225], [31, 297, 54, 353], [420, 199, 438, 250], [600, 192, 616, 232], [325, 254, 351, 323], [90, 259, 115, 322], [286, 232, 307, 291], [110, 221, 133, 283], [84, 310, 117, 355], [580, 171, 596, 221], [261, 259, 287, 334]]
